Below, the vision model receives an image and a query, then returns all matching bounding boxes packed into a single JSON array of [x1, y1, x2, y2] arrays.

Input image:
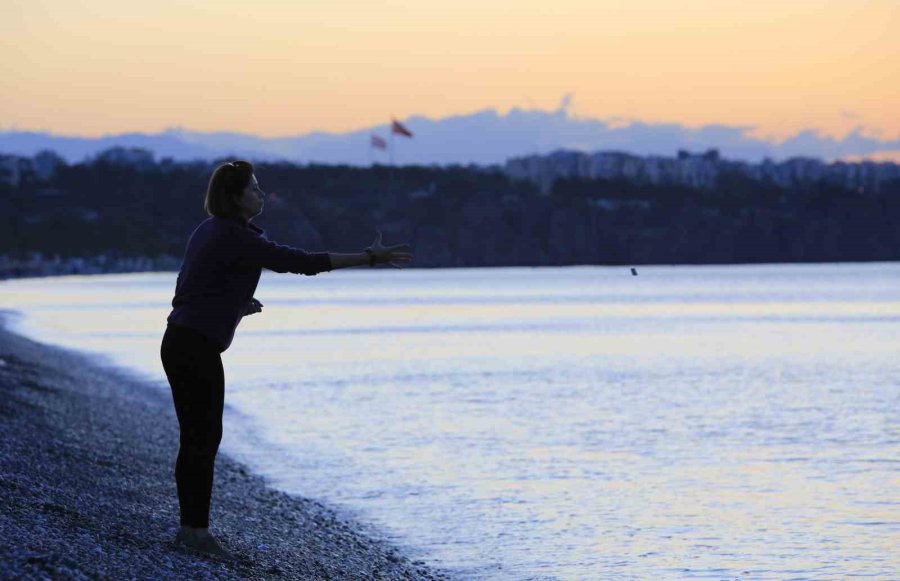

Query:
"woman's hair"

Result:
[[204, 160, 254, 218]]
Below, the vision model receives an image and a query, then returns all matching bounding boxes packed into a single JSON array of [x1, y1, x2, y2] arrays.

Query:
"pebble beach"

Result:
[[0, 310, 456, 580]]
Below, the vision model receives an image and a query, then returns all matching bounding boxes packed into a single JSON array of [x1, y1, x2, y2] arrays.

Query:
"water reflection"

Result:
[[0, 264, 897, 579]]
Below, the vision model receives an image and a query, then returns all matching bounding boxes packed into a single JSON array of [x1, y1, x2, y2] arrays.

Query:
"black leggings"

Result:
[[159, 323, 225, 528]]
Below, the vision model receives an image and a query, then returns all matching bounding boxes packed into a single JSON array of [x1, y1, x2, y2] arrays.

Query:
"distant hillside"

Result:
[[2, 147, 900, 277], [2, 104, 898, 166]]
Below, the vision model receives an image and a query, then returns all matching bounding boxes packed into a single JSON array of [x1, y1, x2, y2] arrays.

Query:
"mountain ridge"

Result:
[[3, 106, 898, 166]]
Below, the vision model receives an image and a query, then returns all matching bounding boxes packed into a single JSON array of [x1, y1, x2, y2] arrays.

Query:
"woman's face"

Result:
[[236, 174, 266, 219]]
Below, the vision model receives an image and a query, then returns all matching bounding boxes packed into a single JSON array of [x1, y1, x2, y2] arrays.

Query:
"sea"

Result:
[[0, 263, 897, 580]]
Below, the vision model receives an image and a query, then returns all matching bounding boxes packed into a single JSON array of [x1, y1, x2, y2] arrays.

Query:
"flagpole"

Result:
[[388, 123, 395, 194]]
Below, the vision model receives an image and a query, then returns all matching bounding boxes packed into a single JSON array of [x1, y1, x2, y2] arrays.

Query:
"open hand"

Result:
[[366, 230, 414, 268], [243, 297, 264, 316]]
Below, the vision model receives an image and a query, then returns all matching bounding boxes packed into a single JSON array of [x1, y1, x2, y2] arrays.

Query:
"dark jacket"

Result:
[[166, 215, 332, 352]]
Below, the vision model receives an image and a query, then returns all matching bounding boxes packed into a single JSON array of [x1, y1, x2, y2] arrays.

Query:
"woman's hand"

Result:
[[243, 297, 264, 316], [366, 230, 414, 268]]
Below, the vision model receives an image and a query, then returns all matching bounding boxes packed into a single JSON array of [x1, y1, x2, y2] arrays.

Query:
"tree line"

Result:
[[2, 149, 899, 268]]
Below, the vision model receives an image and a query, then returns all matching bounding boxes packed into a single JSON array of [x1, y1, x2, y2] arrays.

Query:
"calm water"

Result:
[[1, 264, 898, 579]]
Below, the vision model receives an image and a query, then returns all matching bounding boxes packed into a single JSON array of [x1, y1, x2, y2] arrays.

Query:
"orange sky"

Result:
[[1, 0, 897, 143]]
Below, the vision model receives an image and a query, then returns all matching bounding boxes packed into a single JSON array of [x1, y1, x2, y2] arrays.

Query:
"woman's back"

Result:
[[167, 215, 330, 352]]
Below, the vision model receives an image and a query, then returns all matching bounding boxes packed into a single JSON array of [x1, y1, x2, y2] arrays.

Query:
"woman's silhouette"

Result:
[[159, 160, 413, 560]]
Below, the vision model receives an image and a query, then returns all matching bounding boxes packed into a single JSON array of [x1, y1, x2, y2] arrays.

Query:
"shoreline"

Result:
[[0, 311, 456, 580]]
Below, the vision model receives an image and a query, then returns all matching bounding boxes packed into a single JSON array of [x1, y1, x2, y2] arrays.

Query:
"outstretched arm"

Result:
[[229, 227, 331, 275], [326, 252, 370, 270], [326, 231, 414, 270]]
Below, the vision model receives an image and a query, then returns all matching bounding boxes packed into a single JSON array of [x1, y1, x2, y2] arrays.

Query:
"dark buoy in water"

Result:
[[630, 267, 637, 276]]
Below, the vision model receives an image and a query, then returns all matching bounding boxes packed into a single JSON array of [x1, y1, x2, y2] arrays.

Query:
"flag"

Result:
[[391, 119, 413, 138], [370, 134, 387, 150]]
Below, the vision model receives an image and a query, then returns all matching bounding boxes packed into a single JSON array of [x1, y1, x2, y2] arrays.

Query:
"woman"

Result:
[[160, 160, 413, 560]]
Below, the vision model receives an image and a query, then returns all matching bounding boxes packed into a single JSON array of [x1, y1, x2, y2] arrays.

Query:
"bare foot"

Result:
[[174, 529, 236, 562]]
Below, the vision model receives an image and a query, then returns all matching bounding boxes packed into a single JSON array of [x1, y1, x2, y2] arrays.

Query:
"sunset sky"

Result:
[[2, 0, 897, 143]]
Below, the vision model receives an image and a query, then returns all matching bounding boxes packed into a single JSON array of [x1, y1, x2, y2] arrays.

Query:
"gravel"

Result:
[[0, 311, 457, 580]]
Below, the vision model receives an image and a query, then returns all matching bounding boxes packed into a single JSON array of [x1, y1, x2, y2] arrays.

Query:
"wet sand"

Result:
[[0, 311, 456, 580]]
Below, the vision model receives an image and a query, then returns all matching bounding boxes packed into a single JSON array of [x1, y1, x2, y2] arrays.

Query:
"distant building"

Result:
[[0, 155, 29, 187], [505, 149, 900, 194]]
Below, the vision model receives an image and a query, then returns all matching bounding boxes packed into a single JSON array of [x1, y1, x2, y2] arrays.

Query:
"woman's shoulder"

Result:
[[204, 216, 246, 236], [200, 217, 269, 252], [186, 217, 241, 249], [207, 215, 261, 232]]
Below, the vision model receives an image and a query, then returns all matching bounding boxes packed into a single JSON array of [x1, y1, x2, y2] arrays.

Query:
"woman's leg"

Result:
[[160, 326, 225, 529]]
